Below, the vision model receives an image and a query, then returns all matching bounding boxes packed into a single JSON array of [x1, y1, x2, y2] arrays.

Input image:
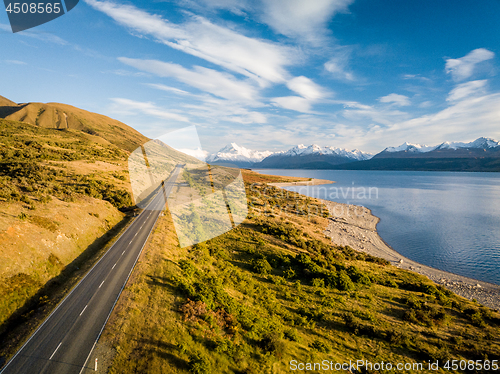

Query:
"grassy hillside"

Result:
[[0, 104, 210, 361], [0, 117, 140, 336], [100, 171, 500, 374], [0, 95, 16, 107], [0, 98, 149, 152]]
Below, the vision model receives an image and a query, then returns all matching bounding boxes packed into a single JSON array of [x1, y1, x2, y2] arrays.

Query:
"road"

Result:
[[0, 165, 183, 374]]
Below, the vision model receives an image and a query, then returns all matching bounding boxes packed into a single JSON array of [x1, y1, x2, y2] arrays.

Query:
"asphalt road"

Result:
[[0, 165, 183, 374]]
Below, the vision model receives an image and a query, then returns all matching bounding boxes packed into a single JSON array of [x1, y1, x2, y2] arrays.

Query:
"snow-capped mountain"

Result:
[[435, 137, 500, 150], [363, 137, 500, 171], [207, 143, 274, 167], [207, 137, 500, 171], [255, 144, 373, 169], [382, 137, 500, 154], [384, 142, 438, 153], [272, 144, 372, 161]]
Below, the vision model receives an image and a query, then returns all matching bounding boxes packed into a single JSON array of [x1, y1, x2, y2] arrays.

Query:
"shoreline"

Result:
[[267, 178, 334, 188], [319, 199, 500, 310]]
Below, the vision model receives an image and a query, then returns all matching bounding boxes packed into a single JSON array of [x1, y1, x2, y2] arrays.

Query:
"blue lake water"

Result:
[[254, 169, 500, 285]]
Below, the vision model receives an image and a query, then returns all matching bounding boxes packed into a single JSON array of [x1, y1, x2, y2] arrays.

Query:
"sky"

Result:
[[1, 0, 500, 154]]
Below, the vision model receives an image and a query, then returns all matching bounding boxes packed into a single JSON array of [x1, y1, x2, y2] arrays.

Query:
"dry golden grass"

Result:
[[1, 100, 149, 152]]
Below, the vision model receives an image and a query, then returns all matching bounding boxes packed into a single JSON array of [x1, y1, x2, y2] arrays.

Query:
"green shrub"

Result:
[[188, 352, 212, 374], [335, 270, 355, 292], [284, 268, 296, 279], [252, 258, 272, 275], [309, 339, 329, 353], [259, 333, 285, 357], [284, 328, 299, 342]]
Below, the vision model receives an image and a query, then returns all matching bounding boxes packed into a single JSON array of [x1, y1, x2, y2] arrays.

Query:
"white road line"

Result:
[[134, 232, 138, 237], [99, 280, 105, 288], [49, 343, 62, 360], [112, 263, 116, 270], [80, 305, 88, 316], [122, 250, 125, 256], [129, 240, 133, 245]]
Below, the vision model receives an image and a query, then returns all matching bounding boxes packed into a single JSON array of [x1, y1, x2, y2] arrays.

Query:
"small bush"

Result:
[[259, 333, 285, 358], [284, 328, 299, 342], [188, 352, 212, 374], [252, 258, 272, 275], [309, 339, 329, 353]]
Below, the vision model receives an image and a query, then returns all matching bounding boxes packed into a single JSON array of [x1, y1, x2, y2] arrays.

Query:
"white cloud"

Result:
[[355, 94, 500, 152], [379, 93, 411, 106], [110, 98, 189, 122], [271, 96, 312, 113], [403, 74, 431, 82], [447, 80, 487, 102], [146, 83, 193, 96], [4, 60, 27, 65], [286, 76, 326, 100], [259, 0, 353, 43], [182, 97, 268, 124], [324, 47, 355, 81], [118, 57, 260, 103], [445, 48, 495, 82], [85, 0, 295, 86], [177, 147, 209, 161]]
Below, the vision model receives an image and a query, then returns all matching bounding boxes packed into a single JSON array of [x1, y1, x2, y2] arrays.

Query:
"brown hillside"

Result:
[[0, 96, 16, 107], [0, 97, 149, 152]]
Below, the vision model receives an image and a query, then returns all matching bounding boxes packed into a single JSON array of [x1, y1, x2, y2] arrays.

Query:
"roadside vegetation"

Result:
[[102, 170, 500, 374], [0, 118, 139, 361]]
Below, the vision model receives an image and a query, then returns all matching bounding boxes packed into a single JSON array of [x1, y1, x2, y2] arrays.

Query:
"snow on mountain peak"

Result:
[[207, 143, 274, 164], [385, 137, 500, 153], [384, 142, 437, 153], [436, 137, 500, 150], [272, 144, 372, 160]]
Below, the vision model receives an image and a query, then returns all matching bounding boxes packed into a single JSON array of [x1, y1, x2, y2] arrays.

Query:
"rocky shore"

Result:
[[267, 178, 334, 188], [321, 199, 500, 310]]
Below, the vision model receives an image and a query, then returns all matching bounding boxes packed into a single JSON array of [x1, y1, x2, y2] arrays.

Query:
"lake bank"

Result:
[[320, 199, 500, 310], [267, 178, 334, 188]]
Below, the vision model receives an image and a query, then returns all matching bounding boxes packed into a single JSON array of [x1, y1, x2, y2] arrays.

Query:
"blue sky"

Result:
[[1, 0, 500, 154]]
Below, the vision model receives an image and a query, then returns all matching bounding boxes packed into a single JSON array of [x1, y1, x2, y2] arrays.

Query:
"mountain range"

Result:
[[207, 137, 500, 172]]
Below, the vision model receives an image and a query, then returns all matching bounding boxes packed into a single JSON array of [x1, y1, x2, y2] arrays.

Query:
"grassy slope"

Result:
[[0, 118, 139, 324], [101, 171, 500, 374], [0, 111, 210, 361], [0, 99, 149, 152]]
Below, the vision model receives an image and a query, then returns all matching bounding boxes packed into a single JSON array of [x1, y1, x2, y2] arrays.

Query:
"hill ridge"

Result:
[[0, 96, 148, 153]]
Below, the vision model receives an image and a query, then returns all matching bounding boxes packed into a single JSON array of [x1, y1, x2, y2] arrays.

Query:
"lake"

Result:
[[254, 169, 500, 285]]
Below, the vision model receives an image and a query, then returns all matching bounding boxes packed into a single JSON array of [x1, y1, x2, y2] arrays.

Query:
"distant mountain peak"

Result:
[[384, 137, 500, 154], [207, 143, 274, 167], [384, 142, 437, 153], [273, 144, 373, 160]]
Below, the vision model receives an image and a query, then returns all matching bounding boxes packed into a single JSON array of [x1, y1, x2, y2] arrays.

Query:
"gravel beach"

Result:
[[321, 199, 500, 310]]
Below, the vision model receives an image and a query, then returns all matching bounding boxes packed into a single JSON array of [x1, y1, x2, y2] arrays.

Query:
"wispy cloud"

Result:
[[379, 93, 411, 106], [0, 23, 68, 44], [271, 96, 312, 113], [445, 48, 495, 82], [145, 83, 191, 96], [85, 0, 296, 86], [4, 60, 27, 65], [118, 57, 260, 103], [403, 74, 431, 82], [324, 47, 355, 81], [286, 76, 326, 100], [110, 98, 189, 122], [447, 80, 487, 102], [182, 97, 268, 124], [258, 0, 354, 44]]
